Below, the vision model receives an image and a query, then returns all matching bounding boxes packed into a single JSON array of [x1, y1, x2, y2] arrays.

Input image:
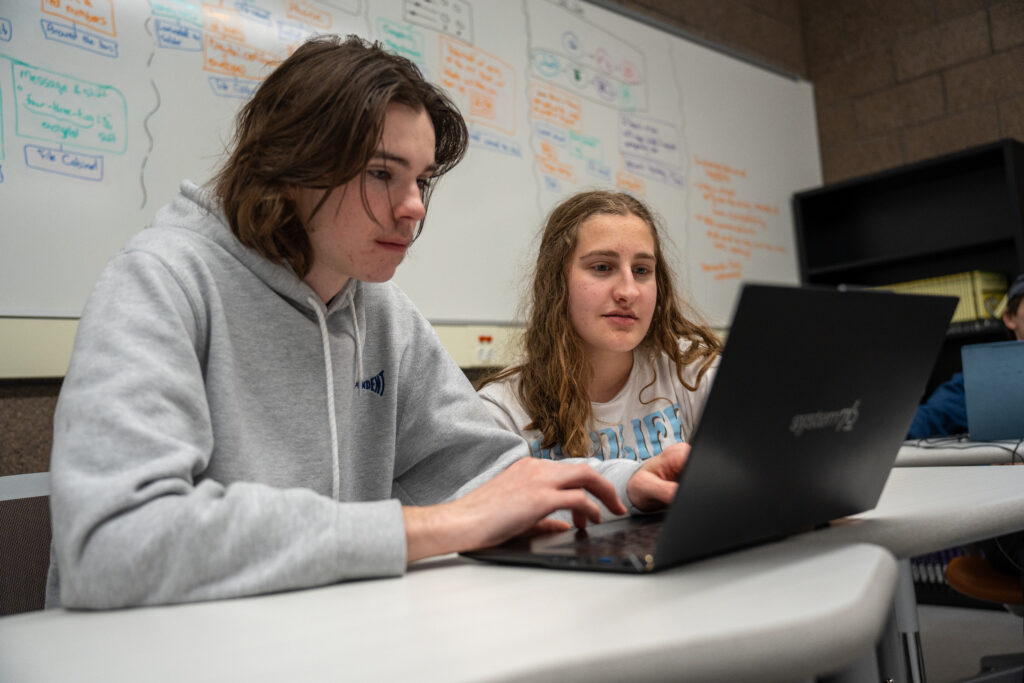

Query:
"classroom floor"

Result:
[[918, 604, 1023, 682]]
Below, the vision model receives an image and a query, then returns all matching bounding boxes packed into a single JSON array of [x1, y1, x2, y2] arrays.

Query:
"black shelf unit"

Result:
[[792, 138, 1024, 393]]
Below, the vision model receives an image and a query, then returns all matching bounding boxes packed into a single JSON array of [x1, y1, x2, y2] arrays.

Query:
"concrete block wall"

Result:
[[802, 0, 1024, 182], [617, 0, 1023, 183]]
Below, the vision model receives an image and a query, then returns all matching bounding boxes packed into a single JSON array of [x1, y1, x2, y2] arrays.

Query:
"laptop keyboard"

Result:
[[560, 519, 663, 557]]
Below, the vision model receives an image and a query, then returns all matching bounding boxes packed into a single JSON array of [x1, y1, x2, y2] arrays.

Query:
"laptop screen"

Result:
[[963, 340, 1024, 441]]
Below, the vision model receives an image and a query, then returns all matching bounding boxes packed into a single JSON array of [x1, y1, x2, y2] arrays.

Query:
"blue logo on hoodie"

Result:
[[355, 370, 386, 396]]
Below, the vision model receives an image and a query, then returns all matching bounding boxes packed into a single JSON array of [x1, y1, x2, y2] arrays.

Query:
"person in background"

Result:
[[907, 274, 1024, 580], [907, 274, 1024, 440], [477, 190, 720, 489], [46, 36, 687, 610]]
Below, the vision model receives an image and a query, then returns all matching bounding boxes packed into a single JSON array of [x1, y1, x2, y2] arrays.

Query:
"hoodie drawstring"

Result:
[[308, 297, 341, 501], [348, 287, 363, 382]]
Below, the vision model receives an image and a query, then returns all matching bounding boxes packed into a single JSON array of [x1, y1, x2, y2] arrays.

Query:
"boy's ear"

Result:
[[1003, 307, 1018, 332]]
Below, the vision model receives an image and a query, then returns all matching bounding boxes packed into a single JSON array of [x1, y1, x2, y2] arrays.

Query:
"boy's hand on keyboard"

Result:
[[404, 458, 626, 561]]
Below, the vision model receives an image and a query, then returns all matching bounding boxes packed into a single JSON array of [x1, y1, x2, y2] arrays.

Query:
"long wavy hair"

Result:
[[479, 190, 722, 459], [212, 35, 468, 278]]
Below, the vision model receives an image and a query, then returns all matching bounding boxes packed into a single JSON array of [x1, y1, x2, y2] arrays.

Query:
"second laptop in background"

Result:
[[962, 339, 1024, 441]]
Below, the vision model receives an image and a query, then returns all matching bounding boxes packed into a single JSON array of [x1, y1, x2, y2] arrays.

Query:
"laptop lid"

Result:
[[962, 340, 1024, 441], [464, 284, 956, 572], [651, 283, 956, 568]]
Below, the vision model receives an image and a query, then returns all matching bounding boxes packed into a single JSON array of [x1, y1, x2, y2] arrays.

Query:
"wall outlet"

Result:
[[434, 325, 522, 367]]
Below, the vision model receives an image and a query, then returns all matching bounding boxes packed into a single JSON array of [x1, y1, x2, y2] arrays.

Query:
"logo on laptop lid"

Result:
[[789, 400, 861, 436]]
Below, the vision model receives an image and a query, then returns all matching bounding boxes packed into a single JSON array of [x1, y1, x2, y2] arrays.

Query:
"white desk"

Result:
[[7, 466, 1022, 683], [896, 439, 1024, 467], [808, 465, 1024, 559], [791, 465, 1024, 683], [0, 541, 896, 683]]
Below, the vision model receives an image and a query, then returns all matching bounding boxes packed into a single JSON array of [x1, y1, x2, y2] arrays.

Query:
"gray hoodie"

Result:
[[48, 181, 641, 609]]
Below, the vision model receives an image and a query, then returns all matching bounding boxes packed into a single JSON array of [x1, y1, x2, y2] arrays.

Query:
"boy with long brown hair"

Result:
[[47, 38, 685, 609]]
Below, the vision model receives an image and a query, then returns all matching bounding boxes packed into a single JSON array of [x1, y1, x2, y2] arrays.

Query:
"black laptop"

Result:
[[463, 283, 957, 573]]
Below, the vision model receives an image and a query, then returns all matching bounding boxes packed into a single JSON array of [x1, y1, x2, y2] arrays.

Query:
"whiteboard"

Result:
[[0, 0, 820, 326]]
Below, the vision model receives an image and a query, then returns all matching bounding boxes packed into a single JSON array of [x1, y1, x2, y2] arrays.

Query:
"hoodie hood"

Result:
[[159, 181, 358, 319]]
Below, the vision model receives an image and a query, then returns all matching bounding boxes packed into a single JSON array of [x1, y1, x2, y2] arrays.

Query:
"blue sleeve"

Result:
[[906, 372, 967, 439]]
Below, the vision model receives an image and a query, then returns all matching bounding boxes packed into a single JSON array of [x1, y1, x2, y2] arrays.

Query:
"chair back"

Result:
[[0, 473, 52, 615]]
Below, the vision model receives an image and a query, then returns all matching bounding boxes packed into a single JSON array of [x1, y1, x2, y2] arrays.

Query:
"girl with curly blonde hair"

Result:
[[478, 190, 721, 463]]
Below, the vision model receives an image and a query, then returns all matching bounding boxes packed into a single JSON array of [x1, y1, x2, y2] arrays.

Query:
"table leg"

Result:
[[895, 558, 926, 683]]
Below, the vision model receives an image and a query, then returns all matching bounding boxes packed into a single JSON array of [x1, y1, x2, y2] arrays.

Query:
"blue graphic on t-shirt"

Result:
[[530, 402, 683, 460]]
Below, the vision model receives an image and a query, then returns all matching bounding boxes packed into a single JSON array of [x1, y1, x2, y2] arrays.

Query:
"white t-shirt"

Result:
[[478, 344, 718, 461]]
